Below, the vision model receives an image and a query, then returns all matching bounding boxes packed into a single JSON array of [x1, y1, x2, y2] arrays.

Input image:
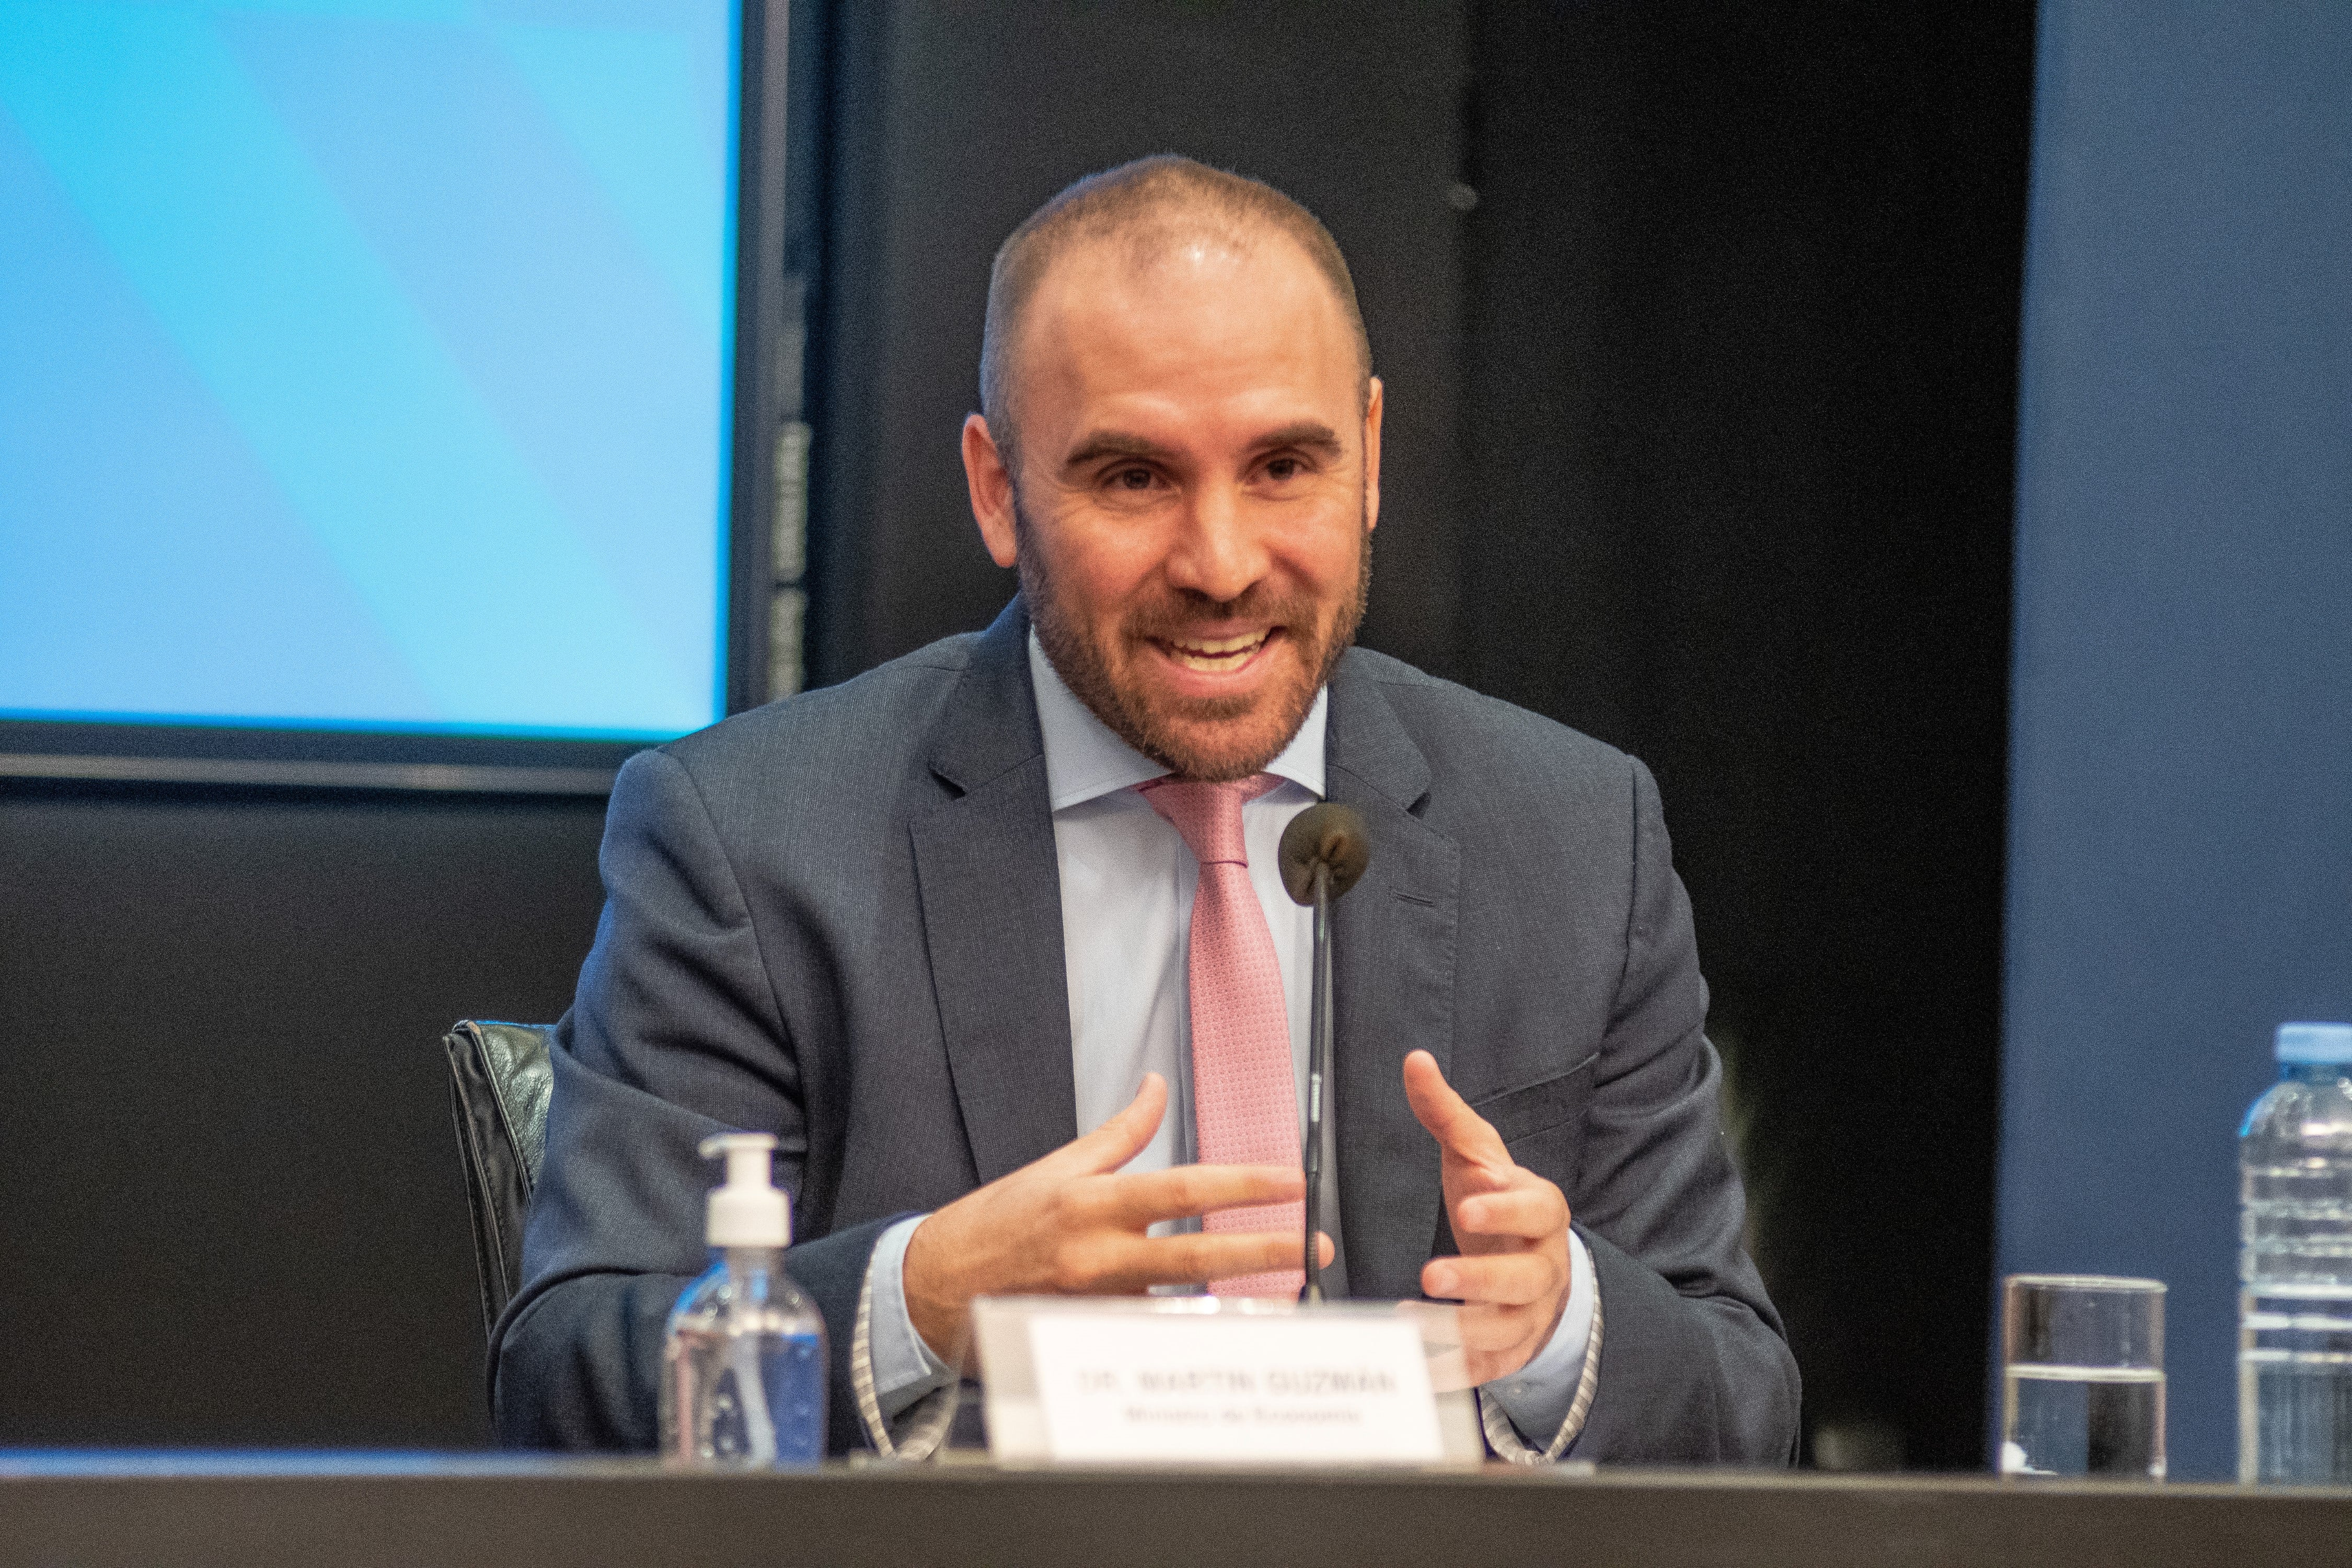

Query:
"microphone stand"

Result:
[[1300, 859, 1333, 1306], [1278, 800, 1367, 1308]]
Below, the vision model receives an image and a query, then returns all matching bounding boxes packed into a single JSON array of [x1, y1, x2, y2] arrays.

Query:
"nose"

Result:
[[1162, 483, 1269, 605]]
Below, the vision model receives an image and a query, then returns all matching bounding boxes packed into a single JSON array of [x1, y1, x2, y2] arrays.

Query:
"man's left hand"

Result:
[[1403, 1048, 1575, 1387]]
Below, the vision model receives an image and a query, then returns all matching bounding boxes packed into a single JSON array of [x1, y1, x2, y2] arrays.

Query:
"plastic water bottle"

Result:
[[659, 1133, 827, 1465], [2240, 1022, 2352, 1484]]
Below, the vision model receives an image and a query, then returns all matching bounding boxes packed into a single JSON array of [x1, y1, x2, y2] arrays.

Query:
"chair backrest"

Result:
[[441, 1019, 555, 1351]]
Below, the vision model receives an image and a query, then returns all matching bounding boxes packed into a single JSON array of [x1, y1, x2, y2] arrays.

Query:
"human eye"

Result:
[[1104, 463, 1160, 494]]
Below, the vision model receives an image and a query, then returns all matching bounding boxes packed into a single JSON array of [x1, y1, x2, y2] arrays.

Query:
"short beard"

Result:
[[1020, 497, 1370, 783]]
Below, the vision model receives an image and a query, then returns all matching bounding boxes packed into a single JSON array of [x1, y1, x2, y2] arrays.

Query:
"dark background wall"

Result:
[[1, 1, 2036, 1465], [0, 785, 602, 1446], [1998, 0, 2352, 1480], [1454, 2, 2035, 1472]]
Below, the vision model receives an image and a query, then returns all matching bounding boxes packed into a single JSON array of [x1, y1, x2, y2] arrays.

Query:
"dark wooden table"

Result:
[[5, 1451, 2350, 1567]]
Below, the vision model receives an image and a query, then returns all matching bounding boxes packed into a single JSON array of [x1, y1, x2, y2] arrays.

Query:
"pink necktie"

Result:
[[1142, 773, 1303, 1297]]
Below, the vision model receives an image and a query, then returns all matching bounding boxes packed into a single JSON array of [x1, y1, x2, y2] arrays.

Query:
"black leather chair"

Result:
[[442, 1020, 555, 1349]]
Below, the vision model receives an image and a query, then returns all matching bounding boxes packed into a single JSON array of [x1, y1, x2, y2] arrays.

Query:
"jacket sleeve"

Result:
[[1570, 758, 1802, 1463], [489, 746, 889, 1455]]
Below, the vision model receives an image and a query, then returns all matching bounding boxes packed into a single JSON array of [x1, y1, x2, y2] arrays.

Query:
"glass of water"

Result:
[[2000, 1274, 2165, 1480]]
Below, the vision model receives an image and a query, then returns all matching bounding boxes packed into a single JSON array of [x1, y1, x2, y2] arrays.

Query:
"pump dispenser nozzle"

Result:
[[698, 1132, 789, 1248]]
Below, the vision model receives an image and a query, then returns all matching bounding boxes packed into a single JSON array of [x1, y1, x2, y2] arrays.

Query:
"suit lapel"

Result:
[[1323, 656, 1460, 1300], [909, 601, 1079, 1184]]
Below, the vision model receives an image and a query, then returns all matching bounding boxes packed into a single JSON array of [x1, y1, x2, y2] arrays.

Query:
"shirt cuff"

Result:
[[1480, 1229, 1597, 1447], [866, 1214, 959, 1422]]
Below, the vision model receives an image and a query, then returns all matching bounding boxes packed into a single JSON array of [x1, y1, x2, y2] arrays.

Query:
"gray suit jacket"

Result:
[[493, 599, 1799, 1462]]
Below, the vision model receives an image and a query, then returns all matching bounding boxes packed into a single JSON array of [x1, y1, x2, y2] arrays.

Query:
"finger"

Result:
[[1453, 1182, 1570, 1243], [1044, 1073, 1169, 1177], [1097, 1162, 1306, 1228], [1422, 1251, 1557, 1308], [1097, 1229, 1310, 1291], [1401, 1051, 1511, 1172]]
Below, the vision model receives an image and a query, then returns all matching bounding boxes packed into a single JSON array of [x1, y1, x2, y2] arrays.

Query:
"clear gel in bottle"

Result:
[[659, 1133, 826, 1465]]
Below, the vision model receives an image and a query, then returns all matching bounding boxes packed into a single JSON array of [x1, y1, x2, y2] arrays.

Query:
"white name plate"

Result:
[[973, 1298, 1449, 1466]]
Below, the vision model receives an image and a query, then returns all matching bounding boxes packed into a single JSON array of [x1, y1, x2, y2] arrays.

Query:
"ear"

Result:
[[963, 414, 1020, 569], [1361, 377, 1385, 535]]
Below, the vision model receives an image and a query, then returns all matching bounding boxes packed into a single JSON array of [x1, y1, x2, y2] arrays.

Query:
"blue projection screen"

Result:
[[0, 0, 739, 747]]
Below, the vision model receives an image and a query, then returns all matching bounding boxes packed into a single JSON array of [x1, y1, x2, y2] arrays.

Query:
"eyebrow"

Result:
[[1060, 421, 1346, 471], [1062, 430, 1179, 469], [1251, 421, 1346, 459]]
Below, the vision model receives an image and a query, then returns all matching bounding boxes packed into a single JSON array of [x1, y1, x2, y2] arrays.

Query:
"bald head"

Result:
[[979, 156, 1372, 462]]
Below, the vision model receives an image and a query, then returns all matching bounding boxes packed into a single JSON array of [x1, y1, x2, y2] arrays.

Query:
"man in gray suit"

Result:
[[495, 157, 1798, 1464]]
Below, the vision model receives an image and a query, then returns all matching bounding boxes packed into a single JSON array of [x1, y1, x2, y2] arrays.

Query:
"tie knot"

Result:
[[1140, 773, 1281, 866]]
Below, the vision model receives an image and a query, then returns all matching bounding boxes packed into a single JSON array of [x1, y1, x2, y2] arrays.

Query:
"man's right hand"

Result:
[[900, 1072, 1322, 1362]]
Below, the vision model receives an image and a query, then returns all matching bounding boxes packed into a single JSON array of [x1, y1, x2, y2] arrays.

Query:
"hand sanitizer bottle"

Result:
[[659, 1133, 826, 1465]]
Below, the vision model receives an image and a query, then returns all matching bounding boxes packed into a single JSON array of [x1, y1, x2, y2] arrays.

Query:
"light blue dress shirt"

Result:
[[862, 632, 1596, 1448]]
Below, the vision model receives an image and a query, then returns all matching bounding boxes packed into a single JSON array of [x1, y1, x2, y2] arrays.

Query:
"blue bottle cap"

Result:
[[2276, 1022, 2352, 1064]]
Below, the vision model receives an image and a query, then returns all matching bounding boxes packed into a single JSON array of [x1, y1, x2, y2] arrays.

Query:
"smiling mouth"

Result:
[[1157, 629, 1274, 674]]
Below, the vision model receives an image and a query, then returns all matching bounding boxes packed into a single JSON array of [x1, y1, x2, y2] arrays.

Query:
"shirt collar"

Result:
[[1028, 628, 1327, 812]]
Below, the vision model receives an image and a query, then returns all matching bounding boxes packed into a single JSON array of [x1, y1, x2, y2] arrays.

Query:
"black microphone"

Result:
[[1279, 803, 1371, 1306]]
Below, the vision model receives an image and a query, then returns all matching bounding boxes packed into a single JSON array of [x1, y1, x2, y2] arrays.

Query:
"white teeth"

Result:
[[1171, 632, 1266, 655], [1165, 631, 1269, 671]]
